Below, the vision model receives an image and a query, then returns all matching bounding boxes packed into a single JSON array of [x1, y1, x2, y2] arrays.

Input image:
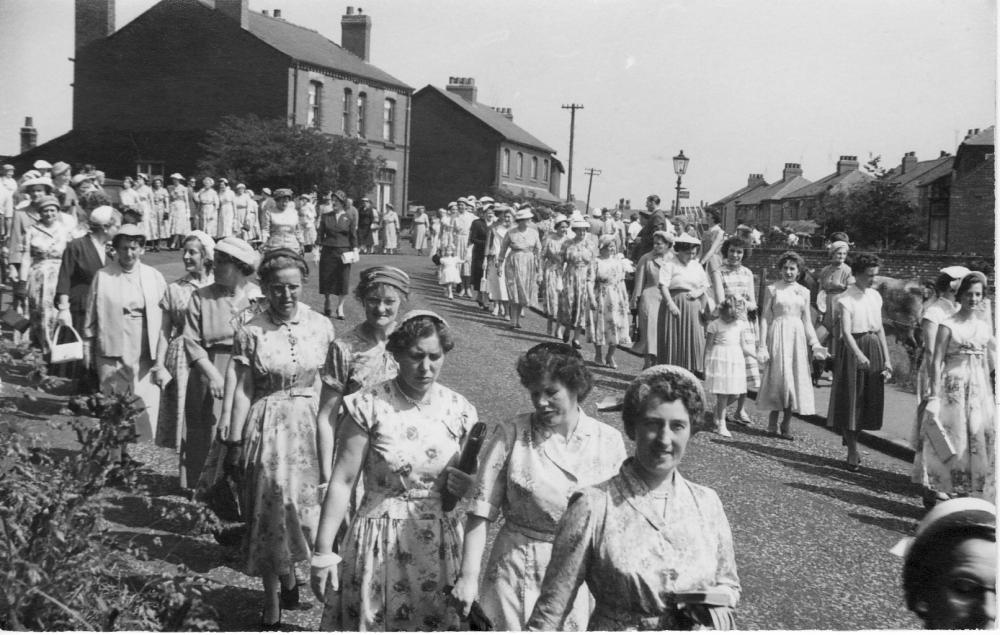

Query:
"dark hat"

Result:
[[361, 266, 411, 294], [333, 190, 347, 204]]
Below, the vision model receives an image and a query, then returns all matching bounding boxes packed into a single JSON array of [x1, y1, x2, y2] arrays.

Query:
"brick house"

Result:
[[708, 173, 768, 233], [884, 150, 954, 205], [732, 163, 812, 229], [409, 78, 563, 210], [938, 127, 995, 256], [776, 156, 870, 223], [14, 0, 412, 213]]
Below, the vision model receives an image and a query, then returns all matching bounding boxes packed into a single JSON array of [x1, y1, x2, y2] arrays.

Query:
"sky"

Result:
[[0, 0, 995, 209]]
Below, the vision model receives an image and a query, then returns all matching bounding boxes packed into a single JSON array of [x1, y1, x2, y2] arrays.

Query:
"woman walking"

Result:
[[631, 231, 674, 368], [486, 207, 513, 318], [591, 235, 632, 368], [656, 232, 710, 374], [540, 213, 570, 337], [411, 207, 429, 255], [817, 241, 852, 354], [316, 190, 358, 319], [197, 177, 220, 239], [758, 251, 826, 440], [498, 207, 541, 329], [227, 249, 335, 629], [827, 252, 891, 470], [713, 237, 760, 424], [150, 177, 169, 251], [381, 204, 400, 255], [167, 173, 191, 249], [19, 196, 69, 356], [559, 217, 595, 347], [216, 179, 237, 240]]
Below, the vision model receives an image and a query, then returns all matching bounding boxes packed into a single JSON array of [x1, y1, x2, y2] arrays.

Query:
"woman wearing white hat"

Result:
[[18, 195, 70, 357], [559, 216, 596, 347], [167, 174, 191, 249], [134, 174, 157, 250], [540, 213, 571, 337], [498, 206, 541, 329], [656, 232, 710, 373], [486, 206, 514, 318], [197, 177, 220, 238], [84, 224, 168, 443]]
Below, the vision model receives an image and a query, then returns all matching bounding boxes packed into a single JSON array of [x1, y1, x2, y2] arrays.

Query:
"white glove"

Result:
[[310, 552, 342, 601]]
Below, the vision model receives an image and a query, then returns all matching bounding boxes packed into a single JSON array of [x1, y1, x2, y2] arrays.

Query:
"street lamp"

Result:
[[673, 150, 689, 216]]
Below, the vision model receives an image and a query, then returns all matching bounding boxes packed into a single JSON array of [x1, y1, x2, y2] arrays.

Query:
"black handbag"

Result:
[[442, 586, 493, 631]]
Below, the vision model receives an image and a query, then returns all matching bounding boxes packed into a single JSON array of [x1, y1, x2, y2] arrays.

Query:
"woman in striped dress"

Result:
[[656, 232, 709, 374], [559, 218, 595, 348], [713, 236, 760, 424], [540, 214, 570, 337]]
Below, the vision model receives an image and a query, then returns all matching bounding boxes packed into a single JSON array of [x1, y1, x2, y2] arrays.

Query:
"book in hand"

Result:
[[922, 404, 956, 462], [674, 589, 735, 607]]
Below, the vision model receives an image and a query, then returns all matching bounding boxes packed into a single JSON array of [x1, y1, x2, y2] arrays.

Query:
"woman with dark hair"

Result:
[[316, 190, 358, 319], [631, 230, 674, 368], [656, 232, 710, 373], [827, 252, 891, 470], [226, 249, 335, 629], [311, 311, 478, 631], [182, 237, 262, 491], [920, 271, 996, 502], [153, 231, 215, 453], [899, 498, 996, 629], [528, 365, 740, 631], [758, 251, 825, 440], [699, 209, 725, 303], [450, 343, 626, 630], [713, 236, 759, 424]]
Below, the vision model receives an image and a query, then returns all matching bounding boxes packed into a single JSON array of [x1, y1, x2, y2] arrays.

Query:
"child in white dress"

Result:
[[705, 299, 758, 437], [437, 245, 462, 299]]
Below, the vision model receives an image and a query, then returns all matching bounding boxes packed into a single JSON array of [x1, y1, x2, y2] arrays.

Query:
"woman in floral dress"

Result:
[[485, 207, 512, 318], [451, 343, 626, 630], [19, 196, 69, 355], [227, 249, 335, 629], [153, 231, 214, 452], [923, 271, 996, 502], [216, 179, 237, 240], [540, 214, 570, 337], [817, 241, 852, 355], [528, 365, 740, 631], [311, 311, 478, 631], [714, 237, 760, 424], [559, 218, 595, 348], [591, 236, 632, 368], [498, 208, 542, 329]]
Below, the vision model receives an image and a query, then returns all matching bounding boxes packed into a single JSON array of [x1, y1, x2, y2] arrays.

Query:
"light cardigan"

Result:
[[84, 261, 167, 359]]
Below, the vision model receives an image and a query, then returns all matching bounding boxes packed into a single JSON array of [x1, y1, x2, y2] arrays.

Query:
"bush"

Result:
[[0, 391, 219, 631]]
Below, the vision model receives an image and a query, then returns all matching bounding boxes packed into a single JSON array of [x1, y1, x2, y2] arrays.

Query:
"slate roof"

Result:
[[781, 169, 869, 200], [417, 85, 557, 154], [192, 0, 410, 91], [710, 179, 768, 208], [961, 126, 995, 147], [735, 175, 812, 206], [884, 155, 954, 188], [914, 158, 955, 187]]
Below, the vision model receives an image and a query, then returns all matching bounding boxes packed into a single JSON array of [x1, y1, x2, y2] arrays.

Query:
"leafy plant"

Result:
[[0, 391, 219, 631]]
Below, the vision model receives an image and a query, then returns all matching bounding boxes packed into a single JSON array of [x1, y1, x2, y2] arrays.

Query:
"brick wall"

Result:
[[743, 247, 994, 282], [947, 159, 995, 257]]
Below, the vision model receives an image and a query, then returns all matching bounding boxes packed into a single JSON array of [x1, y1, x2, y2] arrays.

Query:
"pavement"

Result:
[[2, 247, 928, 630]]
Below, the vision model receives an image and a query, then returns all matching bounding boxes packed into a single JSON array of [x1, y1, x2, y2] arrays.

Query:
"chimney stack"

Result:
[[782, 163, 803, 181], [836, 155, 859, 175], [901, 151, 918, 175], [216, 0, 249, 29], [341, 6, 372, 61], [273, 9, 282, 18], [20, 117, 37, 154], [493, 107, 513, 121], [75, 0, 115, 54], [446, 77, 477, 103], [262, 9, 269, 16], [747, 173, 766, 187]]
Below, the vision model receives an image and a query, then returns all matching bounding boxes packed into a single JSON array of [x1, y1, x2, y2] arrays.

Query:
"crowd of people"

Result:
[[0, 156, 995, 630]]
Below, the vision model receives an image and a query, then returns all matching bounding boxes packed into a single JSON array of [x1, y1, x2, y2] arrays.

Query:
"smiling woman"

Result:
[[528, 365, 741, 631]]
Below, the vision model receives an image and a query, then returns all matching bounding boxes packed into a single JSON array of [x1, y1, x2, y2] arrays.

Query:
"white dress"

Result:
[[704, 318, 748, 395]]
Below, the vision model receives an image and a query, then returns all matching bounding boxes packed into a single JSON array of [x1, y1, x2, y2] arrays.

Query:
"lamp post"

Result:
[[672, 150, 689, 216]]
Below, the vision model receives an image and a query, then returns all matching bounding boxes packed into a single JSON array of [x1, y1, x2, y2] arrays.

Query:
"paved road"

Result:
[[33, 249, 927, 630]]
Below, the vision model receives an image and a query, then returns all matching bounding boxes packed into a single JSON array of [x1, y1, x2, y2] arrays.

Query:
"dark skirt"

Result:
[[656, 289, 706, 374], [827, 332, 885, 433], [470, 244, 486, 291], [182, 348, 230, 490], [320, 246, 351, 295]]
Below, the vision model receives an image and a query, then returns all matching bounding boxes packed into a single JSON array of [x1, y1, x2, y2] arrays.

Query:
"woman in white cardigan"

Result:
[[84, 224, 167, 442]]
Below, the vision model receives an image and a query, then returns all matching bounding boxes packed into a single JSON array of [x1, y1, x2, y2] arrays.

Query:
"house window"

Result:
[[502, 149, 510, 177], [376, 167, 395, 214], [307, 81, 323, 128], [136, 161, 164, 182], [357, 92, 368, 138], [342, 88, 352, 135], [516, 152, 523, 178], [542, 159, 549, 183], [927, 181, 950, 251], [383, 98, 396, 143], [530, 156, 538, 180]]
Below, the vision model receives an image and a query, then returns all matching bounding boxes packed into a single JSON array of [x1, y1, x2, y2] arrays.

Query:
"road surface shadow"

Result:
[[849, 511, 917, 535], [106, 528, 231, 575]]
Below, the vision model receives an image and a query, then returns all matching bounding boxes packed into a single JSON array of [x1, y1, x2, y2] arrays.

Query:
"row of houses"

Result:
[[9, 0, 564, 214], [709, 127, 995, 256]]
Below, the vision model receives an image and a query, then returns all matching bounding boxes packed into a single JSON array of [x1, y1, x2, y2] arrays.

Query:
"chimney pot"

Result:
[[446, 76, 478, 103], [346, 6, 354, 14], [273, 8, 281, 18], [20, 116, 38, 154]]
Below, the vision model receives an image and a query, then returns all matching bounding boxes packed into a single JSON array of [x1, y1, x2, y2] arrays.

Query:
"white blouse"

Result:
[[657, 258, 708, 292], [837, 286, 884, 334]]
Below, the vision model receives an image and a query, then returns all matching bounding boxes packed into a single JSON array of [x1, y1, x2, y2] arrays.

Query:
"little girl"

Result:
[[438, 245, 462, 299], [705, 298, 758, 437]]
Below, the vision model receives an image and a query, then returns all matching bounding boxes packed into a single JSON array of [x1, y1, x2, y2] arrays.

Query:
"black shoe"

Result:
[[280, 583, 299, 609], [259, 610, 282, 631]]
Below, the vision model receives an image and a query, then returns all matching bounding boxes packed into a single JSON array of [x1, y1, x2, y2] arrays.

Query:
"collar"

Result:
[[618, 458, 682, 532], [267, 303, 303, 326]]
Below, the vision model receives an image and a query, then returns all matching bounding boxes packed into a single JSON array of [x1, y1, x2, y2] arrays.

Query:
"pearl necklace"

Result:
[[395, 380, 432, 407]]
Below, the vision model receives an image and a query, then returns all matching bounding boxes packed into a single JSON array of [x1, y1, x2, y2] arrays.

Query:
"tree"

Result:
[[197, 115, 381, 200], [815, 156, 923, 250]]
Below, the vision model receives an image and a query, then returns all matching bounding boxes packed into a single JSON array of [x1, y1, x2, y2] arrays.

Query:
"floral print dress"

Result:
[[592, 257, 632, 347], [540, 233, 568, 316], [470, 412, 627, 631], [560, 238, 595, 329], [21, 221, 69, 354], [320, 380, 478, 631], [914, 316, 995, 500], [234, 305, 335, 577], [528, 460, 741, 631]]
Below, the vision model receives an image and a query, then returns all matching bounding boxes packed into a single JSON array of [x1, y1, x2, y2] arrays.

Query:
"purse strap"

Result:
[[48, 323, 83, 348]]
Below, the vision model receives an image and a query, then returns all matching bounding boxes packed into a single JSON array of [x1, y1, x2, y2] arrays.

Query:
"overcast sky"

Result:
[[0, 0, 994, 208]]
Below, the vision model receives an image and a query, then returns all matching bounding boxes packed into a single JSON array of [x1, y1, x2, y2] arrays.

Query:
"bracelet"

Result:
[[311, 552, 342, 568], [222, 439, 244, 448]]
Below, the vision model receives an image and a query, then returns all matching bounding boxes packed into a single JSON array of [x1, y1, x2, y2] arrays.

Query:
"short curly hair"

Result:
[[515, 343, 593, 401], [257, 250, 307, 282], [622, 367, 705, 440], [721, 236, 748, 259], [776, 250, 805, 272], [849, 252, 882, 276], [386, 316, 455, 356]]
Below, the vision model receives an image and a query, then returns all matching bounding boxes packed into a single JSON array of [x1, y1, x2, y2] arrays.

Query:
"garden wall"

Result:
[[743, 247, 994, 283]]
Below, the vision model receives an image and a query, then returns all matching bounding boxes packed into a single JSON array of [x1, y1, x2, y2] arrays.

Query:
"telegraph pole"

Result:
[[562, 103, 584, 202], [583, 168, 602, 214]]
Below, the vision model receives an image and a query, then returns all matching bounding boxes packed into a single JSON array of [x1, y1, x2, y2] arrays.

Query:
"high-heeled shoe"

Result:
[[259, 609, 282, 631], [279, 582, 299, 609]]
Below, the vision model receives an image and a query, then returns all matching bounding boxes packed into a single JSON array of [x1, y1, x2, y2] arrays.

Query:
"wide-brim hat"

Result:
[[169, 172, 185, 181], [891, 497, 995, 558], [35, 195, 60, 211], [514, 208, 534, 221], [273, 188, 293, 199], [33, 160, 52, 170], [940, 265, 971, 280], [70, 173, 93, 187], [673, 232, 700, 247], [20, 176, 53, 193], [957, 271, 989, 290], [215, 236, 260, 268], [51, 161, 71, 176], [652, 230, 675, 244]]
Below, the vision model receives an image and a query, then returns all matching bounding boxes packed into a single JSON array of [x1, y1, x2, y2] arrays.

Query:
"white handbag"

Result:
[[48, 324, 84, 364], [340, 249, 360, 264]]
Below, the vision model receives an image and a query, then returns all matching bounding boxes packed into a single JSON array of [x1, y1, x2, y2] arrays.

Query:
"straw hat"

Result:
[[215, 236, 260, 268]]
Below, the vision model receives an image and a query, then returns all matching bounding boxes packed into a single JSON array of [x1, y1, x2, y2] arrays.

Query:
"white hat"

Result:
[[891, 497, 995, 558], [19, 176, 53, 193], [552, 213, 569, 227], [479, 196, 495, 204], [89, 205, 116, 225], [673, 232, 701, 246], [591, 207, 603, 217], [514, 208, 534, 221], [169, 172, 185, 181], [940, 265, 971, 280], [33, 160, 52, 170], [570, 217, 590, 229]]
